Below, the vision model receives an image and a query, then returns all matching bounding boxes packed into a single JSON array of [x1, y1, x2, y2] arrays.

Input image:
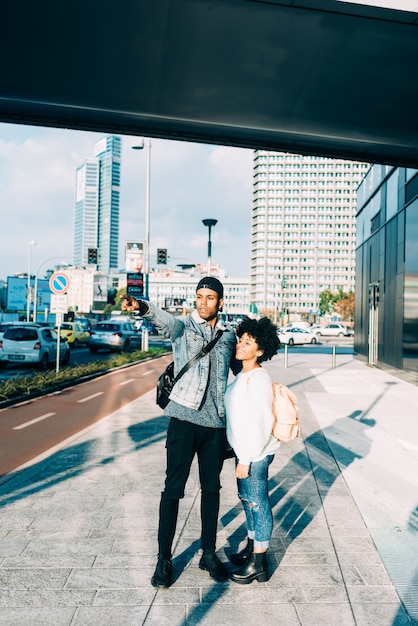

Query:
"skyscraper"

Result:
[[74, 158, 99, 268], [251, 151, 369, 320], [74, 135, 122, 273]]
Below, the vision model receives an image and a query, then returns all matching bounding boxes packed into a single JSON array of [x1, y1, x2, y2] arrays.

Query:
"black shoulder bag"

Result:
[[156, 329, 223, 409]]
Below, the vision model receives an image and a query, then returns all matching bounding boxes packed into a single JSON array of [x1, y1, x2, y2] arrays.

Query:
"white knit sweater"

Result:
[[225, 367, 280, 465]]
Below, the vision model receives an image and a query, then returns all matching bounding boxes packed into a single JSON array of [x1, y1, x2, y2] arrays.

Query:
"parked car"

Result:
[[133, 317, 157, 334], [278, 327, 318, 346], [88, 320, 141, 354], [74, 317, 96, 332], [0, 322, 16, 340], [0, 325, 70, 369], [0, 321, 53, 339], [283, 321, 312, 330], [57, 321, 90, 348], [312, 323, 350, 337]]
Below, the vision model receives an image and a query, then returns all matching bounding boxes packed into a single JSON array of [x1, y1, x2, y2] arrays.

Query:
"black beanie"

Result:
[[196, 276, 224, 298]]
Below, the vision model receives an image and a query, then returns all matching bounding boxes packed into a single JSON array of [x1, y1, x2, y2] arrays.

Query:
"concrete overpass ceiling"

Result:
[[1, 1, 417, 166]]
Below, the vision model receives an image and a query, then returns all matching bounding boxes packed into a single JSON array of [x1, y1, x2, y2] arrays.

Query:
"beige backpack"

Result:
[[271, 383, 300, 442]]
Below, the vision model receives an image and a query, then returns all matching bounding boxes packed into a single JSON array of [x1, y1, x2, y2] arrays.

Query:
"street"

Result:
[[0, 352, 172, 479], [0, 336, 353, 481]]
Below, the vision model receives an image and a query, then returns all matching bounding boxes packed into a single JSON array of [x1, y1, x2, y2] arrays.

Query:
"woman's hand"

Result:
[[236, 463, 250, 479]]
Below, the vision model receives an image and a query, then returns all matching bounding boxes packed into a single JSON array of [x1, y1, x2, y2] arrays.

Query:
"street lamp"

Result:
[[26, 240, 37, 321], [202, 218, 217, 276], [132, 138, 151, 351]]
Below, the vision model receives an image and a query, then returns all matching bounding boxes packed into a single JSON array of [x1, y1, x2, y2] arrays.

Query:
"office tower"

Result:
[[73, 136, 122, 273], [74, 158, 99, 268], [251, 151, 369, 319], [94, 136, 121, 273], [355, 164, 418, 374]]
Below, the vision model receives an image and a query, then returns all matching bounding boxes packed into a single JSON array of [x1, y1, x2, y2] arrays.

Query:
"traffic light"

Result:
[[88, 248, 98, 264], [157, 248, 167, 264]]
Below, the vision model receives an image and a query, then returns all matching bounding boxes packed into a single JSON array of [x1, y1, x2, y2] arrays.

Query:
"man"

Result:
[[122, 277, 239, 588]]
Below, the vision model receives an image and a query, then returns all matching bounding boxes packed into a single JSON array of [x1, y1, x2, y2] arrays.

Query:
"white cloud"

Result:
[[0, 125, 253, 282]]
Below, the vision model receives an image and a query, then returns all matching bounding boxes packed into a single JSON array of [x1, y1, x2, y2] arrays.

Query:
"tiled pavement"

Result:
[[0, 348, 417, 625]]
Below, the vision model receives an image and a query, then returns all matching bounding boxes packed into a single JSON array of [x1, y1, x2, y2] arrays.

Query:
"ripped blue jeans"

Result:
[[237, 455, 274, 550]]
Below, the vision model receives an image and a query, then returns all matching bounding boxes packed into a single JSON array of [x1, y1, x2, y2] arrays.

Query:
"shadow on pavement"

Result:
[[0, 372, 412, 624], [184, 387, 387, 625], [0, 414, 169, 506]]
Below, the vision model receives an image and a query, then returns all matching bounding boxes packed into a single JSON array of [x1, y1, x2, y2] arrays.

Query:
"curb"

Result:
[[0, 351, 171, 410]]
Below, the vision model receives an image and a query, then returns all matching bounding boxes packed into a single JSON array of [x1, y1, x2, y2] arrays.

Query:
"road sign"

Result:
[[49, 271, 70, 294], [50, 294, 68, 314]]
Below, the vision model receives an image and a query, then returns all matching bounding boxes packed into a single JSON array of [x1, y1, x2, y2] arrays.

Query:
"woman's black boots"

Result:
[[230, 552, 269, 584], [230, 538, 254, 566]]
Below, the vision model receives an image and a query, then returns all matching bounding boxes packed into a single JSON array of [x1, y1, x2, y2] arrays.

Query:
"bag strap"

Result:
[[172, 329, 224, 385]]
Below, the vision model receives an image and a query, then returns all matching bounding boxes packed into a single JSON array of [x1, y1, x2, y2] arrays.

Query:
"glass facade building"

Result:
[[73, 136, 121, 273], [355, 165, 418, 378], [94, 136, 121, 273], [74, 159, 99, 267], [251, 151, 369, 320]]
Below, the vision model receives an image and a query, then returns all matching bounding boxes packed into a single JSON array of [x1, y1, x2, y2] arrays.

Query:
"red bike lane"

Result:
[[0, 354, 172, 478]]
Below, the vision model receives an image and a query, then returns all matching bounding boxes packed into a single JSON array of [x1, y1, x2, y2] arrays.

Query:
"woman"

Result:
[[225, 316, 281, 584]]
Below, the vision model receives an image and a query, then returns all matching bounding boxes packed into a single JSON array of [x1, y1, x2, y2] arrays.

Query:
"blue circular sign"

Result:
[[49, 272, 70, 294]]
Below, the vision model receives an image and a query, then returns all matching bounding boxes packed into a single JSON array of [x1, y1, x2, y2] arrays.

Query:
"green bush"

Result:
[[0, 348, 168, 403]]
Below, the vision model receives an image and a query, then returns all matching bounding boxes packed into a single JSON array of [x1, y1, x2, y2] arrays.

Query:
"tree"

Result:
[[100, 287, 131, 316], [319, 289, 337, 316], [334, 291, 355, 321], [319, 288, 355, 321]]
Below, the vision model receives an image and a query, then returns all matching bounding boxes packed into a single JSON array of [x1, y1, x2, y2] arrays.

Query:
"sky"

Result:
[[0, 123, 253, 282], [337, 0, 418, 10]]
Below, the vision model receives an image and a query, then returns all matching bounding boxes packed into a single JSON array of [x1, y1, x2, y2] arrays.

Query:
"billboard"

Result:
[[92, 274, 108, 312], [125, 241, 144, 273], [126, 272, 144, 298], [164, 298, 185, 309], [93, 275, 107, 302], [6, 276, 51, 312]]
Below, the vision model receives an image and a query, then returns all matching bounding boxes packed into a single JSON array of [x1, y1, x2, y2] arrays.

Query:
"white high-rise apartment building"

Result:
[[251, 151, 369, 319], [148, 266, 249, 319]]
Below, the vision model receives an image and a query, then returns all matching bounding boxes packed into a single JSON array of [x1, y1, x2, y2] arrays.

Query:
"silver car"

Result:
[[88, 320, 141, 354], [0, 324, 70, 370], [0, 322, 16, 340], [312, 323, 350, 337]]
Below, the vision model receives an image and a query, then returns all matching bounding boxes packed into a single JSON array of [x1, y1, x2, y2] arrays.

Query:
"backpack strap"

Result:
[[172, 329, 223, 385]]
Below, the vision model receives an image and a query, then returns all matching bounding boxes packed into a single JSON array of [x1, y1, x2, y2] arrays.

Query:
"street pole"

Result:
[[26, 240, 36, 322], [274, 282, 278, 325], [202, 218, 217, 276], [132, 138, 151, 351], [143, 138, 151, 352]]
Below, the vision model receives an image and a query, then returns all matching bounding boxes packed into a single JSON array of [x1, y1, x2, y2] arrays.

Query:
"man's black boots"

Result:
[[151, 555, 173, 589]]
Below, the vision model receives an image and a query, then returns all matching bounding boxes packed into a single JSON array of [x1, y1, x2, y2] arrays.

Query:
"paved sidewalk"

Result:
[[0, 349, 417, 625]]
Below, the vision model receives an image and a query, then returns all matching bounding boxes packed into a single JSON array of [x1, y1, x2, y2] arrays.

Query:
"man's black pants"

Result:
[[157, 417, 227, 558]]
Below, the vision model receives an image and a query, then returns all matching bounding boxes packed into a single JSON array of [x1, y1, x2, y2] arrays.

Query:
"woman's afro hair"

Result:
[[235, 316, 281, 363]]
